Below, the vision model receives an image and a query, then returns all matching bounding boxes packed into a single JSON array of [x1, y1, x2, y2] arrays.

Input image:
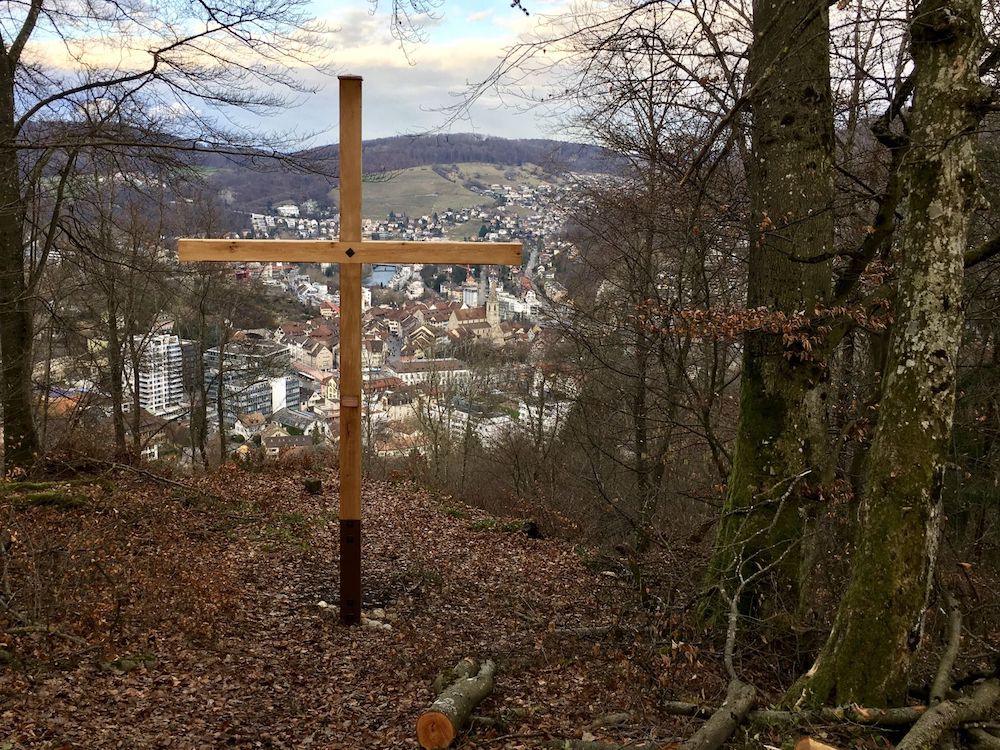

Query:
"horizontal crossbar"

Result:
[[178, 239, 522, 266]]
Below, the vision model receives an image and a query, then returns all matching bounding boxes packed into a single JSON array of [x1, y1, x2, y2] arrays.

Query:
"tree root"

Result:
[[966, 727, 1000, 750], [661, 679, 996, 750], [930, 587, 963, 705]]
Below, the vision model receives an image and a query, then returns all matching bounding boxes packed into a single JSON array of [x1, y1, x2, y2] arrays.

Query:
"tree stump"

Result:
[[417, 659, 496, 749]]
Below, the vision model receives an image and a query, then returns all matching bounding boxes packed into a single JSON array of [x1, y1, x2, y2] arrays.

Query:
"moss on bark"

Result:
[[703, 0, 834, 624], [0, 64, 38, 473], [789, 0, 987, 707]]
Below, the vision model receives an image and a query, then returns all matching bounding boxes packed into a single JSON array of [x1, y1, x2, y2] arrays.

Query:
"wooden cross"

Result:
[[178, 76, 522, 625]]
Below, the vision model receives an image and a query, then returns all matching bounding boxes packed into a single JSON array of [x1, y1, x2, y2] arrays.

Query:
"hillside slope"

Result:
[[356, 162, 563, 219], [0, 466, 694, 749], [205, 134, 616, 214]]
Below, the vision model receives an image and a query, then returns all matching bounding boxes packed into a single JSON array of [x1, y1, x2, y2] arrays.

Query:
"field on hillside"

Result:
[[335, 163, 560, 220], [449, 163, 556, 189], [354, 167, 488, 219]]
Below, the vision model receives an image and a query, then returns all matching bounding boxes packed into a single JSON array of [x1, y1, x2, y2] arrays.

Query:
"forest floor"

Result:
[[0, 463, 964, 750], [0, 463, 725, 749]]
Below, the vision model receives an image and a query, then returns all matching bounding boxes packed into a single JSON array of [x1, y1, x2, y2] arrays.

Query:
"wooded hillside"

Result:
[[201, 135, 617, 214], [1, 464, 699, 748]]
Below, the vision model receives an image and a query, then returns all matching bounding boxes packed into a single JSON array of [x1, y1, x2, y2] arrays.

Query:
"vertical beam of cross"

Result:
[[338, 76, 363, 625], [176, 76, 522, 628]]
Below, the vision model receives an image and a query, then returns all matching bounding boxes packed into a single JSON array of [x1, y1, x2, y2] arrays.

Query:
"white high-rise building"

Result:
[[133, 334, 185, 416], [462, 280, 478, 307]]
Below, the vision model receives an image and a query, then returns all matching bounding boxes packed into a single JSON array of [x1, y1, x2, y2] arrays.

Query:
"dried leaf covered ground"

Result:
[[1, 465, 715, 749]]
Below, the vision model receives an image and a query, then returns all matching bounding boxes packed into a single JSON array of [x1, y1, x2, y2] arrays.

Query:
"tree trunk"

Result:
[[105, 285, 129, 461], [0, 59, 37, 473], [216, 324, 231, 463], [191, 283, 210, 469], [705, 0, 834, 622], [789, 0, 986, 707], [128, 333, 142, 457], [416, 659, 496, 749]]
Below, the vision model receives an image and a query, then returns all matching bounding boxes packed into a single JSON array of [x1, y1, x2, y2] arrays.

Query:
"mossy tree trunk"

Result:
[[789, 0, 986, 707], [0, 52, 37, 473], [705, 0, 834, 620]]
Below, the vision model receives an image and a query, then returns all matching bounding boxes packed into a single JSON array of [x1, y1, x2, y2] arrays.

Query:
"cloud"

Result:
[[20, 0, 579, 141], [464, 9, 495, 23], [245, 0, 588, 141], [261, 51, 554, 142]]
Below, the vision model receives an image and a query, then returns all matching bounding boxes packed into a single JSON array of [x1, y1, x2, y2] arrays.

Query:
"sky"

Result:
[[15, 0, 575, 146], [258, 0, 565, 144]]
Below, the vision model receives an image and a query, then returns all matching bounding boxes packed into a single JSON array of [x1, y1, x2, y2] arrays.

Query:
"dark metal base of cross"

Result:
[[339, 519, 362, 625]]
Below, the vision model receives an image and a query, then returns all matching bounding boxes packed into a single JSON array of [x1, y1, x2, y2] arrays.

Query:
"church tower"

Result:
[[486, 282, 501, 327]]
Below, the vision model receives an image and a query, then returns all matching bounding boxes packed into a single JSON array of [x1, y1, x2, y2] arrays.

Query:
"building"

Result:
[[269, 407, 331, 438], [129, 334, 186, 417], [262, 433, 313, 457], [462, 281, 479, 308], [289, 336, 334, 371], [205, 340, 299, 425], [384, 358, 471, 386]]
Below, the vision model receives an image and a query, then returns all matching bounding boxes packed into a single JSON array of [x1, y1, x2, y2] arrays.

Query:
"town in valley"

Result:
[[41, 162, 609, 466]]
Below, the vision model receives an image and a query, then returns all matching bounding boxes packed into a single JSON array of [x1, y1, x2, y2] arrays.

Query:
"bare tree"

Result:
[[791, 0, 992, 707], [56, 154, 177, 461], [0, 0, 331, 472]]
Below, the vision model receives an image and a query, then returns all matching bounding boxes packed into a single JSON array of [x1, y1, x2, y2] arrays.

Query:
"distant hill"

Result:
[[305, 133, 615, 174], [203, 134, 617, 215]]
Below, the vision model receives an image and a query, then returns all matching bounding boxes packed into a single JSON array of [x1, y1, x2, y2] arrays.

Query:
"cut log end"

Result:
[[795, 739, 841, 750], [417, 710, 456, 750], [417, 659, 496, 749]]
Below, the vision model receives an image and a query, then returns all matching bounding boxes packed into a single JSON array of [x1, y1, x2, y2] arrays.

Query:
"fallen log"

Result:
[[417, 658, 496, 749], [896, 679, 1000, 750], [543, 740, 664, 750], [586, 713, 632, 731], [966, 727, 1000, 750], [679, 679, 756, 750], [794, 739, 840, 750], [662, 700, 928, 727], [661, 702, 715, 720], [431, 656, 480, 695], [5, 623, 88, 646], [751, 705, 927, 727]]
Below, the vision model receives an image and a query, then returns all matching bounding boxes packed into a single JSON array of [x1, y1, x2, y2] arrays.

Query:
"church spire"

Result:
[[486, 280, 500, 327]]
